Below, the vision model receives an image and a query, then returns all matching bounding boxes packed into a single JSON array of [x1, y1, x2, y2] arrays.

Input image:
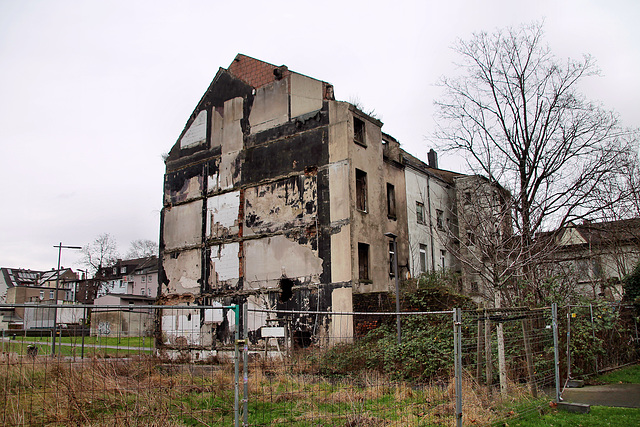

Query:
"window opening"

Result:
[[419, 244, 427, 273], [279, 277, 294, 302], [387, 183, 396, 219], [416, 202, 425, 224], [354, 116, 366, 145], [436, 209, 444, 230], [358, 243, 370, 281], [356, 169, 368, 212]]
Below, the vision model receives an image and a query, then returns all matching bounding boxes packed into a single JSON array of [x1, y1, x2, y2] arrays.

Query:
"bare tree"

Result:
[[126, 239, 158, 259], [81, 233, 119, 275], [435, 22, 638, 303]]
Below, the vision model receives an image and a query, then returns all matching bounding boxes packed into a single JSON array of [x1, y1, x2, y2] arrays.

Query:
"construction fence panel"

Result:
[[243, 308, 456, 426], [563, 303, 639, 382], [0, 303, 239, 427], [458, 306, 558, 425]]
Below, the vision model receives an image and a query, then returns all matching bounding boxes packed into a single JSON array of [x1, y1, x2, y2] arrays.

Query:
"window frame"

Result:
[[386, 183, 396, 219], [436, 209, 444, 230], [419, 244, 428, 274], [353, 116, 366, 146], [358, 243, 370, 282], [355, 169, 368, 212], [416, 201, 425, 224]]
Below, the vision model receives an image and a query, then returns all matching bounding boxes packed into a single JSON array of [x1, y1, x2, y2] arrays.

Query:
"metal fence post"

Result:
[[454, 307, 463, 427], [233, 304, 240, 427], [552, 303, 561, 403], [243, 302, 249, 426]]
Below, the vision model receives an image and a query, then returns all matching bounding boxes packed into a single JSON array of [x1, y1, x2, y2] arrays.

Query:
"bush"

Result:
[[317, 271, 474, 382]]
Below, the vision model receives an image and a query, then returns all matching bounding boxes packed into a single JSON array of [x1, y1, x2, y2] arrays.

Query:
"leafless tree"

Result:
[[435, 22, 638, 304], [81, 233, 119, 275], [126, 239, 158, 259]]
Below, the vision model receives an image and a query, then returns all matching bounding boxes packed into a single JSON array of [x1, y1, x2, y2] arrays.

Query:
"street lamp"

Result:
[[384, 232, 401, 344], [51, 243, 82, 356]]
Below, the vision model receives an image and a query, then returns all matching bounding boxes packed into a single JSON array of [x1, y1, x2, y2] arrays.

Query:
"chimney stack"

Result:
[[428, 149, 438, 169]]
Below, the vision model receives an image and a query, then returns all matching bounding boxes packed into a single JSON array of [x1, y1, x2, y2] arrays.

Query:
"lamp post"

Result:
[[384, 232, 401, 344], [51, 243, 82, 356]]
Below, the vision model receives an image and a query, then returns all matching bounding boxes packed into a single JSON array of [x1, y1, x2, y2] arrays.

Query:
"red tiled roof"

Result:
[[227, 54, 289, 89]]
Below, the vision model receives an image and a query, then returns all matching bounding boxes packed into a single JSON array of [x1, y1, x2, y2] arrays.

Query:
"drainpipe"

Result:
[[426, 174, 436, 271]]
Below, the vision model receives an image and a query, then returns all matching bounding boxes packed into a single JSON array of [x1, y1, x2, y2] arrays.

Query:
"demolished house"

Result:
[[159, 54, 411, 355]]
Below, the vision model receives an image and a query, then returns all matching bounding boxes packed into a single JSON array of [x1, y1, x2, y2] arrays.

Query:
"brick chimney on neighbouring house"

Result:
[[428, 149, 438, 169]]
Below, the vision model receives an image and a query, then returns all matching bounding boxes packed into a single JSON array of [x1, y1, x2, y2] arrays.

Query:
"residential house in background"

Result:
[[95, 257, 158, 298], [91, 256, 158, 338], [541, 218, 640, 300]]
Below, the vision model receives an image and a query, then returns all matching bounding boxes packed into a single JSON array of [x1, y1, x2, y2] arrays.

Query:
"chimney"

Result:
[[428, 149, 438, 169]]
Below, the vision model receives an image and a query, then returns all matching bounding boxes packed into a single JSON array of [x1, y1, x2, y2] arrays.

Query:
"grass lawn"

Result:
[[511, 406, 640, 426], [591, 363, 640, 385], [507, 363, 640, 426], [1, 335, 153, 357]]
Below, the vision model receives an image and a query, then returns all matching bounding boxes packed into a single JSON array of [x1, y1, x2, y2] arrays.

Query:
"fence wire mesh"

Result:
[[0, 304, 238, 426], [0, 302, 638, 426], [244, 308, 456, 426], [458, 307, 557, 425]]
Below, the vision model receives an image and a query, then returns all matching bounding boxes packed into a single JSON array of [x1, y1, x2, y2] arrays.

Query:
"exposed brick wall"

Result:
[[352, 292, 396, 338], [227, 54, 289, 89]]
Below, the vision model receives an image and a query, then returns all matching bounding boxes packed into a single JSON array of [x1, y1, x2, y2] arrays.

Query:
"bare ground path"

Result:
[[561, 384, 640, 408]]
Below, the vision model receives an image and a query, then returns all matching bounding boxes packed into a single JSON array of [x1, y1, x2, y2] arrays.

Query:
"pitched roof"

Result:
[[227, 54, 291, 89], [571, 218, 640, 246], [0, 268, 42, 288], [401, 149, 465, 185]]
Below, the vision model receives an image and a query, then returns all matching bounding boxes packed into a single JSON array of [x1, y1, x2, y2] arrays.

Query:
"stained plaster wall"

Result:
[[405, 167, 457, 276], [340, 105, 408, 295], [160, 68, 337, 349]]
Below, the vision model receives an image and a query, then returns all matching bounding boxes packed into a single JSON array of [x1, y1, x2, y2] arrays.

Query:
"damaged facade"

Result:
[[159, 55, 409, 354]]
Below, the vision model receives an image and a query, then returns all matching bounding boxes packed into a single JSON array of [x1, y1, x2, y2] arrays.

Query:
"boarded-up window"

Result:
[[416, 202, 425, 224], [387, 183, 396, 219], [356, 169, 367, 212], [354, 116, 366, 146], [358, 243, 370, 281]]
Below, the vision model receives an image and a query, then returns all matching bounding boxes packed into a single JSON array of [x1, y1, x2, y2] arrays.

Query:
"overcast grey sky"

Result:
[[1, 0, 638, 271]]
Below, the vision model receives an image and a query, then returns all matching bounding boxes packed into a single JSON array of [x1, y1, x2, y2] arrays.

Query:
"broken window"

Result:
[[354, 116, 366, 146], [436, 209, 444, 230], [464, 191, 472, 205], [356, 169, 367, 212], [358, 243, 370, 281], [471, 281, 479, 293], [419, 244, 427, 274], [279, 277, 294, 302], [387, 183, 396, 219], [416, 202, 425, 224]]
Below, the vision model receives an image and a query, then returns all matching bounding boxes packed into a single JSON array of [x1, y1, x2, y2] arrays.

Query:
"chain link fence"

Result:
[[0, 302, 638, 426]]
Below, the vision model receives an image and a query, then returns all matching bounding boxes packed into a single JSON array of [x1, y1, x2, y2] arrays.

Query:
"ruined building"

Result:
[[159, 54, 415, 350], [160, 55, 511, 354]]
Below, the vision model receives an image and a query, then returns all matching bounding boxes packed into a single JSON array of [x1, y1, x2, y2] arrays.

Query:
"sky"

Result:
[[1, 0, 639, 271]]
